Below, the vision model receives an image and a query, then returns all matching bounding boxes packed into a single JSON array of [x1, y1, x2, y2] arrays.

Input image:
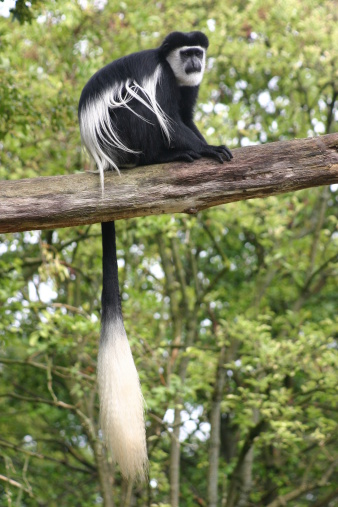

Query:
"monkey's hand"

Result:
[[179, 150, 202, 162], [200, 145, 233, 163], [156, 149, 202, 164]]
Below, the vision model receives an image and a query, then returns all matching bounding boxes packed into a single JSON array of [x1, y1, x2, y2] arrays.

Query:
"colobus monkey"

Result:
[[78, 31, 232, 481]]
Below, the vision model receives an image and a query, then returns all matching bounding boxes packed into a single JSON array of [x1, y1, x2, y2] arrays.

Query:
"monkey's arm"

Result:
[[176, 86, 233, 161], [182, 116, 233, 162], [178, 86, 207, 142], [168, 119, 232, 163], [184, 119, 207, 143]]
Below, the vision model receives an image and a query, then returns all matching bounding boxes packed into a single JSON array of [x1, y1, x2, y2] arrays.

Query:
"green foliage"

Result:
[[0, 0, 337, 505], [0, 0, 45, 24]]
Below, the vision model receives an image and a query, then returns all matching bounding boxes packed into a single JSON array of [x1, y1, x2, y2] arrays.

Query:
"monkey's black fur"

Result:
[[78, 31, 232, 480], [79, 31, 232, 169]]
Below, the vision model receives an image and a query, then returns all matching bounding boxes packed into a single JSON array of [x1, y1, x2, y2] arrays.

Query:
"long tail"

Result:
[[98, 221, 147, 480]]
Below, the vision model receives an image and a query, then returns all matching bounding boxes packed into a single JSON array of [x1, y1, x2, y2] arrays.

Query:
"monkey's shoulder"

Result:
[[79, 49, 161, 105]]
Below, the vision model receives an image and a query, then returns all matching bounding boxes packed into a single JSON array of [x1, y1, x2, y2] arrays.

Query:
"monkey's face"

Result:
[[166, 46, 206, 87]]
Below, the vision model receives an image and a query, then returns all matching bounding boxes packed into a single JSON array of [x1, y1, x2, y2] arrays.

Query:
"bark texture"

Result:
[[0, 133, 337, 234]]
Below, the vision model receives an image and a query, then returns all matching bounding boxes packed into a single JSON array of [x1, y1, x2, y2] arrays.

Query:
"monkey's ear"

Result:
[[159, 41, 171, 58]]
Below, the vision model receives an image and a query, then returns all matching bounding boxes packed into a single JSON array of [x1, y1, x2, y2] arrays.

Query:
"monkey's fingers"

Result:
[[220, 146, 233, 160], [214, 145, 233, 161], [187, 150, 202, 160], [200, 148, 224, 164], [180, 152, 200, 162]]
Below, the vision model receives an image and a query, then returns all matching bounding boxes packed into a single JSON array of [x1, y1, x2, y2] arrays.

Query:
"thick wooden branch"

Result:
[[1, 133, 337, 234]]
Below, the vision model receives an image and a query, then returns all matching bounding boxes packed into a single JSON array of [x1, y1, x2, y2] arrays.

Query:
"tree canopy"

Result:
[[0, 1, 337, 506]]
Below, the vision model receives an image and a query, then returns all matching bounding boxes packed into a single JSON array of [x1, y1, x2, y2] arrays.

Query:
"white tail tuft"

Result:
[[97, 318, 148, 480]]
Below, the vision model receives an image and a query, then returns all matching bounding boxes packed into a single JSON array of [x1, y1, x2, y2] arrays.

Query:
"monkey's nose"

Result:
[[186, 58, 202, 74]]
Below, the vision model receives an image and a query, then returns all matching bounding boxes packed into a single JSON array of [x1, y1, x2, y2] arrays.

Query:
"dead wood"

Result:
[[0, 133, 337, 233]]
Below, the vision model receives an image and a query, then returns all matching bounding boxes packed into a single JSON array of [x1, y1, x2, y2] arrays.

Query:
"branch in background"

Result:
[[0, 439, 93, 475], [265, 460, 338, 507], [0, 474, 33, 497], [226, 419, 268, 507]]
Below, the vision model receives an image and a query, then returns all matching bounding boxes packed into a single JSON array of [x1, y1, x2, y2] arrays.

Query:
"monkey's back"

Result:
[[78, 49, 160, 111]]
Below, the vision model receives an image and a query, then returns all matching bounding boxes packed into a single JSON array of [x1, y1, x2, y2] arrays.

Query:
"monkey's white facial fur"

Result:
[[166, 46, 206, 87]]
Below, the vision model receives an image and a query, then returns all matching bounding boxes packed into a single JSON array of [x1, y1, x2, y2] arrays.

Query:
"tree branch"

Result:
[[0, 474, 33, 496], [226, 419, 268, 507], [0, 134, 337, 233], [0, 392, 76, 410], [0, 439, 93, 475], [0, 356, 94, 381], [265, 460, 338, 507]]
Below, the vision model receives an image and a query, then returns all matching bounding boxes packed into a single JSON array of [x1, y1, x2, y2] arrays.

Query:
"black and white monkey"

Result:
[[78, 31, 232, 480]]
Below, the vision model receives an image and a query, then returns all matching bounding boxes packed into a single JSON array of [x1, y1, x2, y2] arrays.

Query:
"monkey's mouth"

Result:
[[186, 66, 202, 74]]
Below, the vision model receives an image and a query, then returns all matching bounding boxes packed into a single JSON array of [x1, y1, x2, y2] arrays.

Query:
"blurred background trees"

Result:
[[0, 0, 337, 505]]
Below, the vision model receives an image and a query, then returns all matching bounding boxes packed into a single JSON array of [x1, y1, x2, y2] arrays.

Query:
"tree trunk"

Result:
[[92, 440, 115, 507], [208, 346, 227, 507], [226, 419, 267, 507], [170, 407, 182, 507]]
